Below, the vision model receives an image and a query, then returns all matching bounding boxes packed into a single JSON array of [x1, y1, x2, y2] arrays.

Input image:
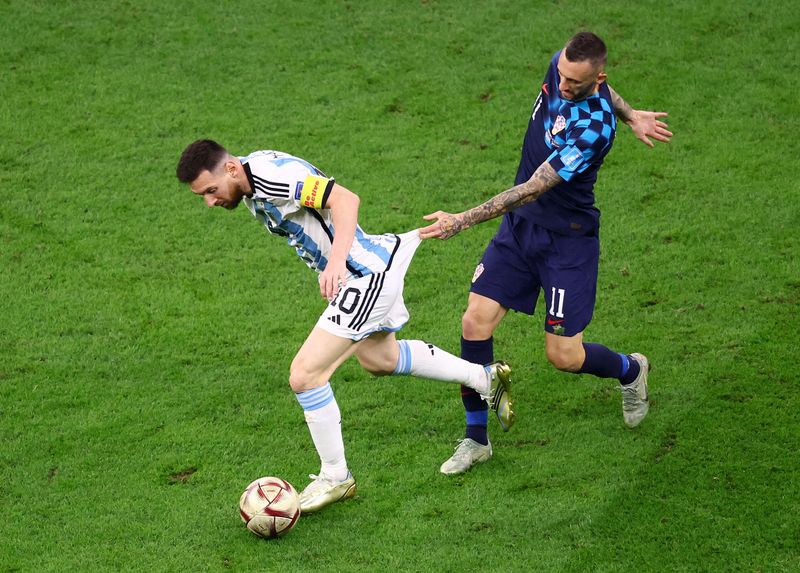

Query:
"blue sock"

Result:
[[619, 353, 641, 386], [461, 337, 492, 445], [579, 342, 640, 385]]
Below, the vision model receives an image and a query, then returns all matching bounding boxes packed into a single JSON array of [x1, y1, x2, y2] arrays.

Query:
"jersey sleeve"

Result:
[[547, 108, 614, 182], [248, 153, 335, 211], [296, 174, 334, 209]]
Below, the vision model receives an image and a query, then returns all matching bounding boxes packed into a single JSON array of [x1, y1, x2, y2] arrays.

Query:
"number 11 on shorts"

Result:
[[549, 287, 565, 318]]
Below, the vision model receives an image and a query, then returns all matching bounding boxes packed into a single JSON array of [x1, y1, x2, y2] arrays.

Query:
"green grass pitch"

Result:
[[1, 1, 798, 571]]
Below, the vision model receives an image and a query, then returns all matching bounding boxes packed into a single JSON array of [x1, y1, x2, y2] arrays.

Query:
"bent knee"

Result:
[[462, 295, 506, 339], [361, 364, 394, 377], [355, 353, 396, 377], [546, 346, 583, 372], [289, 358, 323, 392], [462, 310, 495, 340]]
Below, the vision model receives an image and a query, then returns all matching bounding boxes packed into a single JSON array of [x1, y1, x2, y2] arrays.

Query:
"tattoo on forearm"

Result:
[[446, 163, 561, 236], [608, 86, 633, 122]]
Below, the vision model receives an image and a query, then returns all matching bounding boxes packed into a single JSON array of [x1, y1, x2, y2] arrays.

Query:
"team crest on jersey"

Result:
[[472, 263, 484, 284], [551, 114, 566, 135]]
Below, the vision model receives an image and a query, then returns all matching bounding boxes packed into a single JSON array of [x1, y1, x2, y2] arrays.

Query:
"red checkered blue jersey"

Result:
[[513, 51, 616, 235], [240, 150, 399, 279]]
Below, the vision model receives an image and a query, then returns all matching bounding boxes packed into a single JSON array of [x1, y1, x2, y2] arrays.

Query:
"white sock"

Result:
[[393, 339, 490, 395], [295, 383, 349, 481]]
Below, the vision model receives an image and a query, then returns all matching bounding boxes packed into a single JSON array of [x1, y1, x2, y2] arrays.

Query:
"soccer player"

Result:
[[175, 141, 512, 512], [419, 32, 672, 474]]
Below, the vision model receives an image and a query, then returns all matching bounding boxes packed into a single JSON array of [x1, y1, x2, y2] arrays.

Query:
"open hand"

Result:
[[627, 110, 672, 147]]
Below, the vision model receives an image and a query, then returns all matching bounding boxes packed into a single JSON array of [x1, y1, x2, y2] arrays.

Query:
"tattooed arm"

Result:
[[419, 161, 562, 240], [607, 85, 672, 148], [608, 85, 635, 122]]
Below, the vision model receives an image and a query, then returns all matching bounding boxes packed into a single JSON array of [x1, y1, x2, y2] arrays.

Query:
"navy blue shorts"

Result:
[[470, 212, 599, 337]]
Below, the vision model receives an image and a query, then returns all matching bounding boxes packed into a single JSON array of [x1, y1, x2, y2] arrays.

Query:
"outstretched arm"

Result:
[[419, 161, 562, 240], [608, 86, 673, 148]]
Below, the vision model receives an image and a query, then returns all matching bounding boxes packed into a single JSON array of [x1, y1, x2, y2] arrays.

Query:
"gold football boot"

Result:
[[486, 361, 515, 431], [299, 472, 356, 514]]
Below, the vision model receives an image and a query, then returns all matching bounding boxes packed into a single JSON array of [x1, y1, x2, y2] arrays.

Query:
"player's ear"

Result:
[[596, 71, 607, 85], [224, 159, 239, 178]]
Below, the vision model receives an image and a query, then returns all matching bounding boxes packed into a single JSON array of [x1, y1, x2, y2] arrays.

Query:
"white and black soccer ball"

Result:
[[239, 476, 300, 539]]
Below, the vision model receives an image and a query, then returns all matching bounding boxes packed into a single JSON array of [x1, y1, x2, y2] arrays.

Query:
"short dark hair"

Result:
[[176, 139, 229, 183], [565, 32, 607, 69]]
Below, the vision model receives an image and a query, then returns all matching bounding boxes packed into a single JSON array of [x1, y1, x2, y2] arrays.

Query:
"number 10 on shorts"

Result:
[[549, 287, 565, 318]]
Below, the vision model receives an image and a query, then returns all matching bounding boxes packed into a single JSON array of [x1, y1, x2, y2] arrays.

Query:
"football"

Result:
[[239, 476, 301, 539]]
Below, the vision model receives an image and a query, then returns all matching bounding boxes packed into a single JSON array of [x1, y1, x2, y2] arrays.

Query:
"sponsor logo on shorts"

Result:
[[472, 263, 484, 284], [547, 317, 565, 336]]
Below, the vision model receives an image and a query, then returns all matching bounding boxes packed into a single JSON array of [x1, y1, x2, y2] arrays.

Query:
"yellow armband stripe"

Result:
[[299, 175, 334, 209]]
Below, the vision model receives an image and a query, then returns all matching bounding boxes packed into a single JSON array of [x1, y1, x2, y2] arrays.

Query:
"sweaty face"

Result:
[[190, 164, 247, 210], [556, 51, 605, 101]]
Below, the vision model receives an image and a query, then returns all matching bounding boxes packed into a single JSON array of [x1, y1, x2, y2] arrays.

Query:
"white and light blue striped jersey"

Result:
[[240, 150, 400, 280]]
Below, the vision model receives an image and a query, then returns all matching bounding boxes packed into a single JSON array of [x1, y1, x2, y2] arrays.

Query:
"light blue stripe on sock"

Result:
[[393, 340, 412, 375], [296, 383, 334, 411], [618, 353, 630, 377]]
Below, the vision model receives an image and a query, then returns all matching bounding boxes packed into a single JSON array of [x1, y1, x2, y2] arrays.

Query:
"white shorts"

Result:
[[316, 229, 421, 341]]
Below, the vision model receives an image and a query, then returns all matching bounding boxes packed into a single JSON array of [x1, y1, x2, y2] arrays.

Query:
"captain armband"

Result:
[[296, 175, 335, 209]]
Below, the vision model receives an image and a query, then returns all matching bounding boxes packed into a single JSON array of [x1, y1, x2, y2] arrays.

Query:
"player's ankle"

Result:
[[465, 424, 489, 446]]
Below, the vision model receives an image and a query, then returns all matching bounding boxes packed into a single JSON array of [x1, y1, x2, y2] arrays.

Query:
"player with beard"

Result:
[[176, 141, 513, 510], [420, 32, 672, 474]]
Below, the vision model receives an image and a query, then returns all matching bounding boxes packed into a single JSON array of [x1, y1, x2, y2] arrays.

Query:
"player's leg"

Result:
[[460, 292, 510, 436], [459, 215, 539, 442], [442, 215, 539, 474], [439, 292, 509, 474], [354, 330, 511, 412], [356, 330, 491, 392], [545, 330, 649, 427], [352, 330, 401, 375], [290, 326, 360, 392], [541, 231, 650, 428], [295, 230, 420, 510], [543, 330, 585, 372], [290, 327, 360, 513], [337, 228, 504, 398]]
